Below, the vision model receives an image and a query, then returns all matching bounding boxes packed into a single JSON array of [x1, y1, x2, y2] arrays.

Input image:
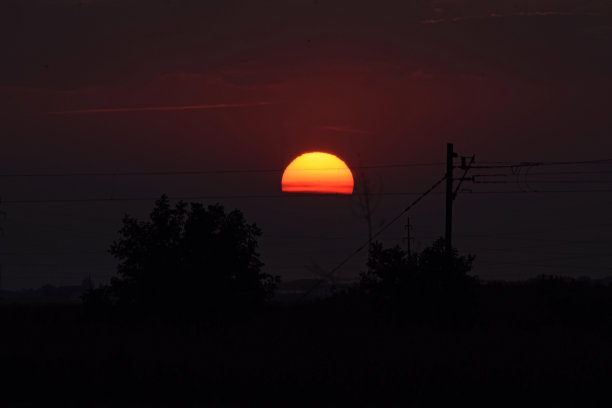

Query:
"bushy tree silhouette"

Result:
[[87, 195, 277, 320], [360, 238, 476, 307], [417, 238, 476, 289], [360, 242, 416, 300]]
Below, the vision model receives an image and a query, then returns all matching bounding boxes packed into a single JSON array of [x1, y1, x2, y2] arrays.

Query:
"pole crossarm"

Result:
[[453, 154, 476, 199]]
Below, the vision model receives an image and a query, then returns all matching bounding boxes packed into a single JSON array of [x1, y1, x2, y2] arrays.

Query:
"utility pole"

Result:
[[445, 143, 456, 263], [444, 144, 475, 270], [0, 198, 4, 301]]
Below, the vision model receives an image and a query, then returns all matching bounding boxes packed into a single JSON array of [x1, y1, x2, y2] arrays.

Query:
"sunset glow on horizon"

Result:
[[281, 152, 354, 194]]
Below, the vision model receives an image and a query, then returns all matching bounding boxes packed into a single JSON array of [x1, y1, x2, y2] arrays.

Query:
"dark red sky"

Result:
[[1, 0, 611, 289]]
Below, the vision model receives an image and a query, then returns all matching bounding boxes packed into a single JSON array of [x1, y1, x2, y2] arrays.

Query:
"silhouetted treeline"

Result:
[[4, 276, 612, 406], [6, 196, 612, 405]]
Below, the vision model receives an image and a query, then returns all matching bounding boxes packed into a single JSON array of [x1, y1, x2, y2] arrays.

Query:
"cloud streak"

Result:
[[422, 11, 601, 24], [322, 125, 372, 135], [49, 102, 272, 115]]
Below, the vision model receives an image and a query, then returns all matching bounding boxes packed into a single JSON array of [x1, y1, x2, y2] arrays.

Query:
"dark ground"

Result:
[[2, 280, 612, 407]]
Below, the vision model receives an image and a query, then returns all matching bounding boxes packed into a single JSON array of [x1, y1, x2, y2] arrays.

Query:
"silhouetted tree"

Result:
[[86, 195, 277, 320], [360, 238, 476, 308], [360, 242, 416, 300], [417, 238, 476, 290]]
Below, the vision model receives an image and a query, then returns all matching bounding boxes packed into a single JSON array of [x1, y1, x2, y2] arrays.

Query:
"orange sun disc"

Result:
[[281, 152, 354, 194]]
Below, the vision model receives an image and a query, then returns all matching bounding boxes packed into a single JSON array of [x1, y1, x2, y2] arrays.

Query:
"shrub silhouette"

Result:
[[360, 242, 416, 300], [87, 195, 277, 320], [360, 238, 476, 312], [417, 238, 476, 289]]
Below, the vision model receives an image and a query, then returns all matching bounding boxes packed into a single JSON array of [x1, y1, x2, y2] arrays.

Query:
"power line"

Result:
[[0, 192, 426, 204], [1, 158, 610, 178], [465, 189, 612, 194], [3, 152, 612, 288], [0, 162, 444, 178], [476, 170, 612, 177], [478, 158, 612, 166], [474, 179, 612, 184], [2, 188, 611, 205], [298, 175, 447, 301]]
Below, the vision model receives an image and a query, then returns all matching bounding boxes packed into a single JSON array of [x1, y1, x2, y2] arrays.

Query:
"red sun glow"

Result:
[[281, 152, 354, 194]]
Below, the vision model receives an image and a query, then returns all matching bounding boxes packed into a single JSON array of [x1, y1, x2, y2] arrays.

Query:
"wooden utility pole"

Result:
[[444, 144, 475, 270], [0, 199, 4, 301], [445, 143, 456, 263]]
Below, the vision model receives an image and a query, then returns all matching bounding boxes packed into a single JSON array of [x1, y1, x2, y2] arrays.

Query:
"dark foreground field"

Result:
[[2, 281, 612, 407]]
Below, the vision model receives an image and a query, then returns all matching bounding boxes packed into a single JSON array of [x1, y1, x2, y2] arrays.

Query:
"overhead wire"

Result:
[[2, 188, 612, 205], [475, 170, 612, 177], [297, 175, 447, 301], [0, 162, 444, 178], [0, 192, 432, 204], [464, 189, 612, 194], [474, 180, 612, 184], [3, 156, 612, 287], [0, 157, 610, 178], [475, 158, 612, 167]]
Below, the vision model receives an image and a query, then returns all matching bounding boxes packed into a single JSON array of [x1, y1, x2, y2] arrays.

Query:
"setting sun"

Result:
[[281, 152, 354, 194]]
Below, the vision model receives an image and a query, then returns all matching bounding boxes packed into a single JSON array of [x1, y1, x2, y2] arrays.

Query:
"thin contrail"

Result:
[[323, 125, 372, 135], [49, 102, 272, 115], [422, 11, 600, 24]]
